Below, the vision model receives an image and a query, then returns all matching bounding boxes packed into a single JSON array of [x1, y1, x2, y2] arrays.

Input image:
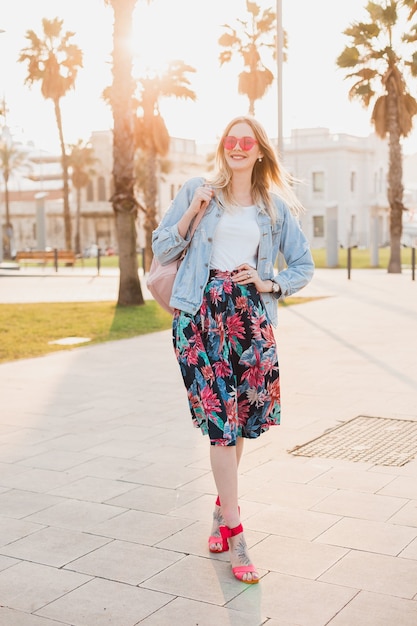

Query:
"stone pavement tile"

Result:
[[0, 427, 60, 447], [141, 554, 266, 604], [0, 442, 49, 463], [66, 539, 183, 585], [245, 506, 341, 541], [0, 607, 70, 626], [0, 489, 63, 518], [226, 571, 357, 626], [1, 526, 111, 567], [377, 475, 417, 499], [311, 489, 407, 521], [0, 516, 45, 547], [25, 499, 125, 532], [178, 470, 218, 495], [67, 455, 151, 480], [36, 577, 173, 626], [0, 467, 80, 492], [90, 509, 193, 545], [0, 560, 91, 612], [399, 537, 417, 559], [315, 517, 417, 555], [319, 550, 417, 598], [244, 481, 336, 510], [107, 484, 201, 515], [310, 467, 397, 492], [0, 461, 28, 484], [42, 432, 113, 452], [16, 449, 96, 471], [243, 456, 333, 485], [137, 443, 208, 467], [124, 461, 209, 489], [47, 475, 137, 503], [326, 591, 417, 626], [81, 438, 157, 459], [0, 554, 18, 571], [139, 596, 267, 626], [388, 500, 417, 527], [250, 534, 348, 579]]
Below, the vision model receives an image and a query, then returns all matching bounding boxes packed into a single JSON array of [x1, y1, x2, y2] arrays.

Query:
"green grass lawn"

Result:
[[0, 300, 172, 364], [310, 246, 414, 269], [6, 244, 409, 364], [0, 295, 320, 363]]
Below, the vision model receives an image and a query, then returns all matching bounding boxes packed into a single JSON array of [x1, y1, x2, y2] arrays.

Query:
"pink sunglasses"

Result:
[[223, 136, 258, 151]]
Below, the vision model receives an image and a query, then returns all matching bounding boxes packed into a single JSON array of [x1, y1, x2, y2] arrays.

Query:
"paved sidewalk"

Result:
[[0, 268, 417, 625]]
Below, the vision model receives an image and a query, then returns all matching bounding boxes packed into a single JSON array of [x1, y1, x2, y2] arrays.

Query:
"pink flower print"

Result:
[[201, 364, 215, 382], [201, 385, 221, 417], [213, 359, 232, 378], [209, 286, 222, 305], [227, 313, 245, 347], [261, 322, 276, 347], [235, 296, 249, 312], [241, 347, 265, 388]]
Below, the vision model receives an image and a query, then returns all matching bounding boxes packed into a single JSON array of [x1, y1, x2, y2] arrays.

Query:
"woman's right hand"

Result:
[[189, 185, 213, 215]]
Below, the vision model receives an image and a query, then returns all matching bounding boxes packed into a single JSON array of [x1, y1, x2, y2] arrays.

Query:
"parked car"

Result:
[[83, 244, 99, 258]]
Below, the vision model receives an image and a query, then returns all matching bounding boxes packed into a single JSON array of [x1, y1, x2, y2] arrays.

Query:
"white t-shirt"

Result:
[[210, 205, 260, 271]]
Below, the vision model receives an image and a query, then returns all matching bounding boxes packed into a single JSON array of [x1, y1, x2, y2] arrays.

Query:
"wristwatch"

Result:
[[271, 281, 281, 296]]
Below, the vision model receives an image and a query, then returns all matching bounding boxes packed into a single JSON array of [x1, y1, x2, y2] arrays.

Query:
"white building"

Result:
[[282, 128, 391, 252], [2, 126, 416, 257]]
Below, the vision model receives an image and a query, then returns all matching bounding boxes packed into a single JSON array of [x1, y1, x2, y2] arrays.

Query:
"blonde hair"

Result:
[[207, 116, 304, 220]]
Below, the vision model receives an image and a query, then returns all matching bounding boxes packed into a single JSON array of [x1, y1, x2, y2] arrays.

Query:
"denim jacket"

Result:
[[152, 176, 314, 326]]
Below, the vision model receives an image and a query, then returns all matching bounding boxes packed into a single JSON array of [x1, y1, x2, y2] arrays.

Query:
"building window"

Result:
[[313, 215, 324, 237], [86, 180, 94, 202], [312, 171, 324, 192], [350, 171, 356, 192], [97, 176, 106, 201]]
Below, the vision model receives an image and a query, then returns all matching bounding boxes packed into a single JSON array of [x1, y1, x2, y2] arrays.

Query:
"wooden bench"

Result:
[[16, 249, 76, 268]]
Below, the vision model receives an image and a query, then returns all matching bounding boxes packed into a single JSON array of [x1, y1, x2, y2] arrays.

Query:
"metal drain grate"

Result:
[[289, 415, 417, 466]]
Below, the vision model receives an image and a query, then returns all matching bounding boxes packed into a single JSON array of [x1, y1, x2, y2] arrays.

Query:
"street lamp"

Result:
[[0, 29, 5, 264], [276, 0, 283, 157]]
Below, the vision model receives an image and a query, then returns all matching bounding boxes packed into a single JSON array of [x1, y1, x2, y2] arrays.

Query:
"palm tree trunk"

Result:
[[111, 0, 143, 306], [3, 175, 11, 260], [386, 79, 404, 274], [53, 99, 72, 250], [143, 149, 159, 273], [75, 187, 81, 255]]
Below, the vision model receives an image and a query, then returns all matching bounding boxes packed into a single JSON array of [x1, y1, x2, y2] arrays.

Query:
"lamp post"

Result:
[[276, 0, 283, 157], [0, 29, 5, 263]]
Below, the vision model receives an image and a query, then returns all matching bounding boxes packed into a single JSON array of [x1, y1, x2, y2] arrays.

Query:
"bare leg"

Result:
[[209, 437, 245, 546], [209, 441, 258, 582]]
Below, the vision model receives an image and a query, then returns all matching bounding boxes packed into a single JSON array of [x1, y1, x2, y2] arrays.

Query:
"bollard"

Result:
[[347, 247, 352, 280], [97, 247, 101, 276], [54, 248, 58, 273]]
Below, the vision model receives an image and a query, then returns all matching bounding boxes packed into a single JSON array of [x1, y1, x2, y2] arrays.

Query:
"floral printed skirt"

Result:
[[172, 269, 281, 446]]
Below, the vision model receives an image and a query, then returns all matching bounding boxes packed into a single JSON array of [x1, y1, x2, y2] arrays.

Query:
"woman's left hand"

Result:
[[233, 264, 271, 293]]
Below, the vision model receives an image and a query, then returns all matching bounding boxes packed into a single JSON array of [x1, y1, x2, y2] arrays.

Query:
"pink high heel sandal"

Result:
[[208, 496, 229, 553], [219, 523, 259, 584]]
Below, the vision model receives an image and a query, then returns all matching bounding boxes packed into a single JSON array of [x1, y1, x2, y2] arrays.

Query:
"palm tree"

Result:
[[18, 18, 83, 251], [134, 60, 196, 271], [337, 0, 417, 273], [219, 0, 285, 115], [68, 140, 98, 255], [0, 127, 31, 259], [104, 0, 144, 306]]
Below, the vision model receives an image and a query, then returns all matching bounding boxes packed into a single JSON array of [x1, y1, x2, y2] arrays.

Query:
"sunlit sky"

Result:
[[1, 0, 417, 156]]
